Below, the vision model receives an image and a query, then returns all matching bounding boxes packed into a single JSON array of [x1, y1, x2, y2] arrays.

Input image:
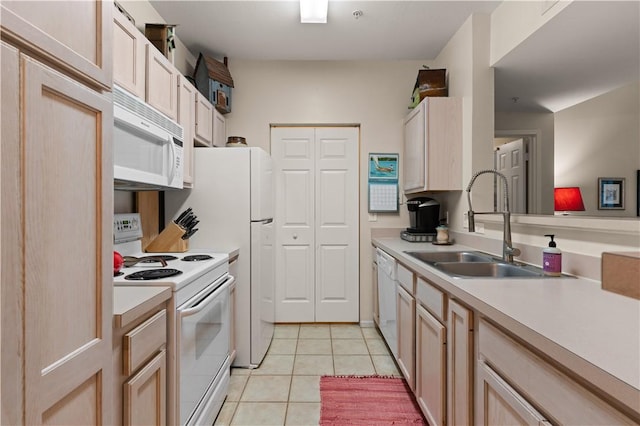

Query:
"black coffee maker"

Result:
[[402, 197, 440, 242]]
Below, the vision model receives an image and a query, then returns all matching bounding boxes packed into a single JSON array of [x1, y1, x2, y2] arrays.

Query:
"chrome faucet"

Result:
[[466, 169, 521, 263]]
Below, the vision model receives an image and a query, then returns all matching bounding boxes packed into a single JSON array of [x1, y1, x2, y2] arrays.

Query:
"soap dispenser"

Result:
[[543, 234, 562, 276]]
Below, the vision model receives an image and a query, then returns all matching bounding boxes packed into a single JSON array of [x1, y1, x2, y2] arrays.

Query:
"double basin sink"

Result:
[[404, 250, 554, 279]]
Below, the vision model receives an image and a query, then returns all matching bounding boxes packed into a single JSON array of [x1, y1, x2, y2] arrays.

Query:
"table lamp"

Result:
[[554, 187, 585, 215]]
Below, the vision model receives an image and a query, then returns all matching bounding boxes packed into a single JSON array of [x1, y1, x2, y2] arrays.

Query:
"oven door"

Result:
[[177, 274, 233, 425]]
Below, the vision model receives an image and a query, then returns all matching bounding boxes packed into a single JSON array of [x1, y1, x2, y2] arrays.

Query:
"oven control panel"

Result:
[[114, 213, 143, 243]]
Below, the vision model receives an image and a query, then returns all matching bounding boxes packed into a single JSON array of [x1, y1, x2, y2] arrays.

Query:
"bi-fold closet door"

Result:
[[272, 127, 359, 323]]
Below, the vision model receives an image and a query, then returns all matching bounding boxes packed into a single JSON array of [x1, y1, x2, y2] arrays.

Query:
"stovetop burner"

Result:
[[124, 268, 183, 280], [182, 254, 213, 262], [139, 255, 178, 263]]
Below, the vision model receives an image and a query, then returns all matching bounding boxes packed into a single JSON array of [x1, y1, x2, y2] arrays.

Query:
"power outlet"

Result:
[[463, 212, 468, 229], [368, 213, 378, 222], [474, 222, 485, 234]]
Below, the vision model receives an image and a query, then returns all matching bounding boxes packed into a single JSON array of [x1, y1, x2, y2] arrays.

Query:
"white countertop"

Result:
[[373, 237, 640, 415], [113, 286, 172, 329]]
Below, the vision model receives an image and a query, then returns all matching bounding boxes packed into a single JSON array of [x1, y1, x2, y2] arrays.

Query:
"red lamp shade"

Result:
[[554, 187, 585, 212]]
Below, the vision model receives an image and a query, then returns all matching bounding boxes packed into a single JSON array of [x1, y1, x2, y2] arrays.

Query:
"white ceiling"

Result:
[[149, 0, 640, 113]]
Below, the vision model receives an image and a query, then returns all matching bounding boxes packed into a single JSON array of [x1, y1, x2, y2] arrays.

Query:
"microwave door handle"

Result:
[[179, 276, 234, 318], [167, 135, 177, 184]]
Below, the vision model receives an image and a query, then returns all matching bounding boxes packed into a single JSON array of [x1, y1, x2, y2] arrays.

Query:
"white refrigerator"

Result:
[[165, 147, 275, 368]]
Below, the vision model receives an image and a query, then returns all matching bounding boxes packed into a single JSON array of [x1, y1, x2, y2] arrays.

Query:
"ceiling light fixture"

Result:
[[300, 0, 328, 23]]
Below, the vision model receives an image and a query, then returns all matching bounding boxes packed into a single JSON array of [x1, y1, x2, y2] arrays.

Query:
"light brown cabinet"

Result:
[[114, 306, 168, 426], [1, 0, 112, 89], [213, 107, 227, 146], [113, 8, 146, 98], [403, 97, 462, 193], [195, 92, 215, 146], [396, 263, 416, 390], [477, 361, 551, 425], [447, 299, 473, 426], [477, 319, 637, 425], [1, 20, 113, 425], [146, 44, 179, 120], [113, 5, 178, 121], [178, 75, 197, 187], [415, 303, 447, 426]]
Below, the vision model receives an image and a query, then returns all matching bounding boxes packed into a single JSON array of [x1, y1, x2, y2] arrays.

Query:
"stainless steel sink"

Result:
[[404, 250, 495, 264], [433, 262, 547, 278], [403, 250, 560, 279]]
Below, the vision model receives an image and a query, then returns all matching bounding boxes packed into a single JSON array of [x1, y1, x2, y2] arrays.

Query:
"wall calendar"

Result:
[[368, 153, 399, 213]]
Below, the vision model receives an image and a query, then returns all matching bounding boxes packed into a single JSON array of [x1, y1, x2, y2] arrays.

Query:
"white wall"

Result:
[[555, 81, 639, 217], [490, 0, 571, 65], [225, 59, 427, 322]]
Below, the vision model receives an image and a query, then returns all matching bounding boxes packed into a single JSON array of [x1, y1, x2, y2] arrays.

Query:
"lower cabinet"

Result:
[[477, 319, 638, 425], [397, 285, 416, 390], [415, 303, 447, 426], [447, 299, 474, 425], [477, 361, 551, 425], [114, 307, 168, 426], [372, 247, 379, 326]]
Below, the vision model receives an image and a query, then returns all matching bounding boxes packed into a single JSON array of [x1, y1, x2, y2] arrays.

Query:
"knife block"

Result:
[[144, 222, 189, 253]]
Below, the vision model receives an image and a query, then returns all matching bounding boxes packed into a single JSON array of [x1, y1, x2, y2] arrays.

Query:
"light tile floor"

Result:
[[214, 323, 400, 426]]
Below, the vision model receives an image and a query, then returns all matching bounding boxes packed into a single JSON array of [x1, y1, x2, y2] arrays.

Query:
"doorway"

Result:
[[494, 132, 539, 214], [271, 126, 360, 323]]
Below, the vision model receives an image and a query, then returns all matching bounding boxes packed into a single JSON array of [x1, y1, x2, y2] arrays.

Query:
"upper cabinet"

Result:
[[113, 9, 145, 98], [178, 75, 197, 187], [403, 97, 462, 193], [213, 108, 227, 147], [1, 0, 112, 89], [113, 7, 178, 121], [194, 92, 214, 146], [145, 44, 178, 120]]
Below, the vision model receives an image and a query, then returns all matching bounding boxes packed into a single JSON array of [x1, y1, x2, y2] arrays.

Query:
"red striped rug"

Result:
[[320, 375, 427, 425]]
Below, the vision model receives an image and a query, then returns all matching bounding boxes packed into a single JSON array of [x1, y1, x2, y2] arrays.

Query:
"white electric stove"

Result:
[[113, 213, 232, 426]]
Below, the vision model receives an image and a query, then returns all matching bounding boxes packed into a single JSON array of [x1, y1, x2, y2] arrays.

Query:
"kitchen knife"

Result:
[[174, 207, 192, 226], [182, 228, 198, 239]]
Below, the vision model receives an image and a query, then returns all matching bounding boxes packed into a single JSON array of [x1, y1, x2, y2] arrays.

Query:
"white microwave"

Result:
[[113, 84, 184, 191]]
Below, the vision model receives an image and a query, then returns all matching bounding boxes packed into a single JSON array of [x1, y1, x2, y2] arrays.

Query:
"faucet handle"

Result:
[[506, 246, 521, 257]]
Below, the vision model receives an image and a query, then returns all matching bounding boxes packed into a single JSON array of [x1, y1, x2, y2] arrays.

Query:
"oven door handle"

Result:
[[179, 275, 235, 318]]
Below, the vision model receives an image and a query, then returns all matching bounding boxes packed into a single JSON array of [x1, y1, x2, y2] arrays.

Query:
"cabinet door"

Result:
[[113, 8, 146, 98], [1, 1, 112, 88], [178, 75, 196, 186], [415, 303, 446, 426], [403, 101, 426, 192], [426, 97, 462, 190], [477, 362, 551, 426], [20, 54, 113, 425], [124, 350, 167, 426], [194, 92, 214, 146], [229, 272, 237, 363], [213, 107, 226, 146], [146, 44, 178, 120], [1, 41, 22, 426], [396, 285, 416, 390], [448, 299, 474, 426]]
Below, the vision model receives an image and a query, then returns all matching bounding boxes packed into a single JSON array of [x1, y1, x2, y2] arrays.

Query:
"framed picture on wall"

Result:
[[598, 177, 625, 210]]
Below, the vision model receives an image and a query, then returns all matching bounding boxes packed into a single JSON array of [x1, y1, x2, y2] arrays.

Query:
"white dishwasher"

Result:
[[376, 248, 398, 358]]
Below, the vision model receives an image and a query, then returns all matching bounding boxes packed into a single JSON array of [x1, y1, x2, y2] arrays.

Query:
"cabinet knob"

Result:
[[293, 234, 298, 240]]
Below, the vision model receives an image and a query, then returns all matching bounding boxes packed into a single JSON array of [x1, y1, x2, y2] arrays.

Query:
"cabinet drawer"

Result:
[[123, 309, 167, 375], [416, 277, 446, 323], [397, 263, 414, 293], [478, 319, 636, 425]]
